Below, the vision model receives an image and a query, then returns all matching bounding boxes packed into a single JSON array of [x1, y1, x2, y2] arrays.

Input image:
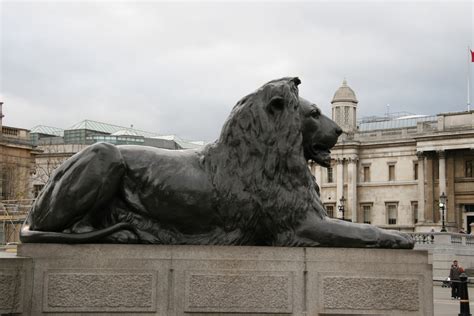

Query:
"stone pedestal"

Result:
[[0, 253, 33, 315], [1, 244, 433, 315]]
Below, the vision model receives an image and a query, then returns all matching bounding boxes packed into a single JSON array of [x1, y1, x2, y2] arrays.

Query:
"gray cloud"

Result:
[[1, 1, 472, 141]]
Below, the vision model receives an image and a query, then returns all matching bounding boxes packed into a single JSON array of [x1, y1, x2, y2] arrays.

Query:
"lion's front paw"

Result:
[[379, 230, 415, 249]]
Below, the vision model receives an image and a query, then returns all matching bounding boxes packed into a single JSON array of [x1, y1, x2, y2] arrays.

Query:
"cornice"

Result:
[[333, 140, 360, 149], [0, 141, 34, 150], [357, 181, 418, 187], [354, 139, 416, 149], [414, 130, 474, 141]]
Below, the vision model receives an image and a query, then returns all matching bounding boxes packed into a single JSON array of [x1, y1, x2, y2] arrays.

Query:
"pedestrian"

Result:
[[449, 260, 463, 299]]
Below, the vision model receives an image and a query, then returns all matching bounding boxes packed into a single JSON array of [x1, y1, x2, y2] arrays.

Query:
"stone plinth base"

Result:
[[1, 244, 432, 315]]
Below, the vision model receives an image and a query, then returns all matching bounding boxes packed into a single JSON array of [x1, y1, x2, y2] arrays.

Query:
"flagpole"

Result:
[[468, 46, 471, 111]]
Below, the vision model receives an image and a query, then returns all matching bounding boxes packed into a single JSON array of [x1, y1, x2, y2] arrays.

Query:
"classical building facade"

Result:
[[311, 81, 474, 233], [0, 102, 36, 243], [0, 102, 35, 201]]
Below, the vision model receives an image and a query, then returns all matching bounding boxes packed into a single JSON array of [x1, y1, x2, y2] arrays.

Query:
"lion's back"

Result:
[[117, 145, 217, 233]]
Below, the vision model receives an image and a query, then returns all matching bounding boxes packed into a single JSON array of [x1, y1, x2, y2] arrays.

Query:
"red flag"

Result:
[[471, 49, 474, 62]]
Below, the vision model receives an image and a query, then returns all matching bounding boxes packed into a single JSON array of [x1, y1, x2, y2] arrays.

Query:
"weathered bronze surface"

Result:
[[21, 77, 414, 248]]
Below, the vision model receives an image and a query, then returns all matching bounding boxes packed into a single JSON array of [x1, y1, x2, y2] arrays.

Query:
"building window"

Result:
[[412, 201, 418, 224], [413, 162, 418, 180], [33, 184, 44, 198], [388, 164, 395, 181], [363, 166, 370, 182], [0, 166, 14, 200], [325, 204, 335, 218], [327, 167, 333, 183], [386, 203, 398, 225], [362, 204, 371, 224], [466, 160, 473, 178]]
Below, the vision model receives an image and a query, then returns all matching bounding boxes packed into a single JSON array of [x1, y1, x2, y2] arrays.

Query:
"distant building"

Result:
[[0, 102, 35, 243], [311, 80, 474, 233], [0, 102, 34, 201]]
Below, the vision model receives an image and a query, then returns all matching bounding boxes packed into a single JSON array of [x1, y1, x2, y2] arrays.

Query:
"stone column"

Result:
[[447, 155, 455, 224], [347, 157, 358, 222], [438, 151, 446, 197], [425, 155, 434, 222], [315, 165, 322, 187], [438, 151, 446, 224], [336, 158, 344, 219], [308, 162, 315, 177], [416, 152, 425, 223]]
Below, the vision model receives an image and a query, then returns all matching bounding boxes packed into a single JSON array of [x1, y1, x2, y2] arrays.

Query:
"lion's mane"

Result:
[[202, 77, 326, 245]]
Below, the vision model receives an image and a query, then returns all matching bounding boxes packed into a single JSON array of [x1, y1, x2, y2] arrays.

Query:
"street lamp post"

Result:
[[338, 196, 346, 221], [439, 192, 447, 232]]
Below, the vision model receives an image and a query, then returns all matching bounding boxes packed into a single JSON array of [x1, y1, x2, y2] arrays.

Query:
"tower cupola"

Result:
[[331, 79, 358, 133]]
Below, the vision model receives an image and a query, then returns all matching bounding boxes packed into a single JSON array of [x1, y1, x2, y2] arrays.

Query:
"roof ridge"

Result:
[[67, 119, 161, 137], [31, 124, 64, 130]]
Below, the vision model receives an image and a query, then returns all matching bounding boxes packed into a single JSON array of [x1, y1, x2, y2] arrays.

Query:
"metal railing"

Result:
[[409, 232, 474, 248], [0, 199, 32, 245]]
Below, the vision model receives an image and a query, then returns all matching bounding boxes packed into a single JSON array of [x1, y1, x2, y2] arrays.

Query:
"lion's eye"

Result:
[[310, 110, 320, 118]]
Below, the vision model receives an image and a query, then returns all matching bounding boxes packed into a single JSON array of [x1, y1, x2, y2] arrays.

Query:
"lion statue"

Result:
[[21, 77, 414, 248]]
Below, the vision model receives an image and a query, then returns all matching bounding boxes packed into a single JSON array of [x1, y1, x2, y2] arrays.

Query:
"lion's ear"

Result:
[[291, 77, 301, 86], [266, 96, 285, 115]]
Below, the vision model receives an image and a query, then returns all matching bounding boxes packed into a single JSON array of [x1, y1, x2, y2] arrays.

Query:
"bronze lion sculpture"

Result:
[[21, 77, 414, 248]]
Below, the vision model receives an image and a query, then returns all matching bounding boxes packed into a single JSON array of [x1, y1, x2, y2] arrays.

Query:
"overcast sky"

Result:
[[1, 0, 473, 141]]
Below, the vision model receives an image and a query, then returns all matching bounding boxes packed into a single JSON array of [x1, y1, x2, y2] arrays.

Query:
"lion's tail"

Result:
[[19, 222, 135, 243]]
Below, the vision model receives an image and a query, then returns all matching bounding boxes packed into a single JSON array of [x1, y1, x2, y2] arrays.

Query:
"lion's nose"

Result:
[[335, 126, 343, 136]]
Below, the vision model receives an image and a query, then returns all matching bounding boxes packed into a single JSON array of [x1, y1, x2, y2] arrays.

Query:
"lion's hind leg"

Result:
[[25, 142, 126, 233]]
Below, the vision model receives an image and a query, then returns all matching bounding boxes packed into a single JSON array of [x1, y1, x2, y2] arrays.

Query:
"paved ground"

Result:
[[434, 285, 473, 316]]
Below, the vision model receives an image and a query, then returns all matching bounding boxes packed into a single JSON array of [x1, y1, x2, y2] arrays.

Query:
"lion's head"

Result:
[[300, 97, 342, 167], [203, 77, 338, 244]]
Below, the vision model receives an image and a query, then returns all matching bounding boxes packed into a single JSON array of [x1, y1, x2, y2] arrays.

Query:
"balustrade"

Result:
[[409, 232, 474, 248]]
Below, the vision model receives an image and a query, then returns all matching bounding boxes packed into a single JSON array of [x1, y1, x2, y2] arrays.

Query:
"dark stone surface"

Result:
[[21, 77, 414, 248]]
